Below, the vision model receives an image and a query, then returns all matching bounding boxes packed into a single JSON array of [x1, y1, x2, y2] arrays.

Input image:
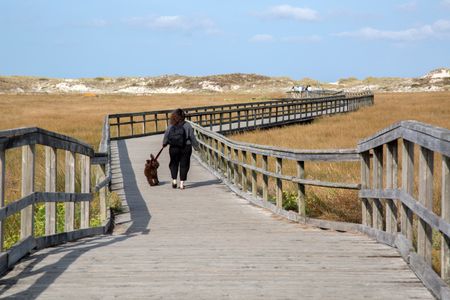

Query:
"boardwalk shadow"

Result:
[[186, 179, 221, 189], [0, 139, 152, 299]]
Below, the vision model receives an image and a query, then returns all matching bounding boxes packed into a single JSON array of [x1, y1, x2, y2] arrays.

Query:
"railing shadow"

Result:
[[0, 139, 152, 299]]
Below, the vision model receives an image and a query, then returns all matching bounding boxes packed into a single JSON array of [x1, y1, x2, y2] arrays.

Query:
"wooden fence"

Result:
[[108, 93, 373, 139], [0, 124, 111, 274]]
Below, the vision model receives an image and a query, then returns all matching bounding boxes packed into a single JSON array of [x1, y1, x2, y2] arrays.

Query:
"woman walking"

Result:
[[162, 108, 199, 189]]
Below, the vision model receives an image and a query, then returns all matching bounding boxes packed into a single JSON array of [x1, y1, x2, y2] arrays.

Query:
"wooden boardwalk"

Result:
[[0, 134, 434, 299]]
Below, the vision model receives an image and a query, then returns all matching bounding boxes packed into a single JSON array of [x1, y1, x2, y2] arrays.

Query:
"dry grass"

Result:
[[230, 92, 450, 273], [0, 92, 280, 248]]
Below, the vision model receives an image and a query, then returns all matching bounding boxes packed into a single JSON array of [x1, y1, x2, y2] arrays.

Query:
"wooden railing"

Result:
[[357, 120, 450, 295], [0, 125, 111, 274], [108, 93, 373, 139]]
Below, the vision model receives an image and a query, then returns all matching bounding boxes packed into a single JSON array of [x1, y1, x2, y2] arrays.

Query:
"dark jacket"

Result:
[[163, 122, 199, 150]]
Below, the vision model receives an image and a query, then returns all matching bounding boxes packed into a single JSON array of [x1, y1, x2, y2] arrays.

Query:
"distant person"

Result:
[[163, 108, 199, 190], [306, 85, 311, 97]]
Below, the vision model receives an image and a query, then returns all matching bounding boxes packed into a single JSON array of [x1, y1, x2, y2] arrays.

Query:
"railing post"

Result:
[[45, 146, 57, 235], [442, 156, 450, 282], [226, 146, 232, 180], [262, 155, 269, 201], [96, 165, 107, 223], [401, 140, 414, 241], [130, 116, 134, 136], [0, 148, 5, 251], [65, 151, 75, 232], [233, 149, 239, 186], [142, 114, 146, 134], [251, 153, 257, 197], [116, 117, 120, 137], [21, 144, 35, 239], [297, 161, 306, 217], [154, 113, 158, 132], [242, 151, 248, 192], [386, 141, 398, 234], [372, 146, 384, 230], [418, 146, 434, 265], [276, 158, 283, 208], [80, 155, 90, 229]]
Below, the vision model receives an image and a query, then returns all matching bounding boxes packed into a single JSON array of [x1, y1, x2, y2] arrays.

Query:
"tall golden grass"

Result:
[[0, 92, 277, 248], [230, 92, 450, 272]]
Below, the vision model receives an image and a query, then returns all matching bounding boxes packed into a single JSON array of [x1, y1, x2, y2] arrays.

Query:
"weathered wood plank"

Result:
[[442, 156, 450, 283], [360, 151, 372, 227], [372, 147, 384, 231], [262, 155, 269, 201], [386, 141, 398, 234], [401, 140, 414, 242], [418, 146, 434, 265], [297, 161, 305, 217], [65, 151, 75, 232], [0, 149, 4, 251], [45, 146, 57, 235], [21, 144, 35, 239], [251, 153, 257, 197], [276, 157, 283, 208], [80, 155, 90, 229]]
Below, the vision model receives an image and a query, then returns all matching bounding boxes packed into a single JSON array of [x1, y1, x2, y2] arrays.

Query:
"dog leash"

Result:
[[154, 147, 165, 161]]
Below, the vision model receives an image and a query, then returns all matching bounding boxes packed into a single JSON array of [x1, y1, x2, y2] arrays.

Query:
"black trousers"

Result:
[[169, 145, 192, 181]]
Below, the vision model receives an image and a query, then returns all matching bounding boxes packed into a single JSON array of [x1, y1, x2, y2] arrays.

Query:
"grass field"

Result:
[[0, 92, 277, 249], [1, 92, 449, 269]]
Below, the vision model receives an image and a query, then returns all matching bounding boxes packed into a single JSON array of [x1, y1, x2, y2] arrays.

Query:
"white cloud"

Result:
[[249, 34, 274, 43], [396, 1, 417, 12], [258, 5, 319, 22], [442, 0, 450, 8], [335, 20, 450, 42], [125, 15, 218, 34], [88, 18, 109, 27]]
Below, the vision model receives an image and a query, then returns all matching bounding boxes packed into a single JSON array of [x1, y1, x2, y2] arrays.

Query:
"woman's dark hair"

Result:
[[170, 108, 186, 125]]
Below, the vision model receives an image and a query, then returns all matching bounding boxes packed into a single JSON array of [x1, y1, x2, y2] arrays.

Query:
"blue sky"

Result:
[[1, 0, 449, 81]]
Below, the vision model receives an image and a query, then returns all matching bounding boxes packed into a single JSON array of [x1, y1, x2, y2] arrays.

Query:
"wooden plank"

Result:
[[0, 149, 4, 251], [65, 151, 75, 232], [360, 151, 372, 227], [372, 146, 384, 231], [401, 140, 414, 241], [21, 144, 35, 239], [262, 155, 268, 201], [386, 141, 398, 234], [251, 153, 257, 197], [297, 161, 306, 217], [80, 155, 90, 229], [276, 157, 283, 208], [233, 148, 239, 186], [97, 165, 107, 222], [241, 151, 248, 192], [418, 146, 434, 265], [442, 156, 450, 283], [45, 146, 57, 235]]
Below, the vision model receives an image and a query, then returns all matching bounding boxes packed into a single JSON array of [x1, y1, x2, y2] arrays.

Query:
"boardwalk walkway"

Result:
[[0, 134, 434, 299]]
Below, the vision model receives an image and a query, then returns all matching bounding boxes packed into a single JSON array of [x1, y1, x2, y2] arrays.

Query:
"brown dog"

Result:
[[144, 154, 160, 186]]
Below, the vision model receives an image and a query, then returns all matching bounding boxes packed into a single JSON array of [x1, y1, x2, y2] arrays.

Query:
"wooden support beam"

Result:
[[401, 140, 414, 242], [276, 158, 283, 208], [242, 151, 248, 192], [45, 146, 57, 235], [251, 153, 257, 197], [262, 155, 269, 201], [21, 145, 35, 239], [97, 165, 107, 223], [386, 141, 398, 234], [442, 156, 450, 283], [372, 146, 384, 230], [418, 146, 433, 265], [0, 149, 5, 251], [297, 161, 306, 217], [65, 151, 75, 232], [80, 155, 90, 229], [233, 149, 240, 187], [360, 151, 372, 227]]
